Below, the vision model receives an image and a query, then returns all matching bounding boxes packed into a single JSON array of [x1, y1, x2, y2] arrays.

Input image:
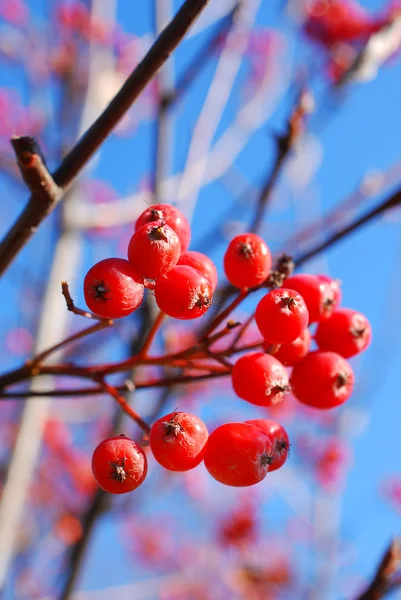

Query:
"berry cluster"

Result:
[[88, 219, 371, 493], [84, 203, 215, 320]]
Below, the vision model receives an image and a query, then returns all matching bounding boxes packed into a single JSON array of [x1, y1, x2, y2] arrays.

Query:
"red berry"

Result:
[[317, 274, 342, 307], [315, 308, 372, 358], [154, 265, 212, 320], [267, 328, 311, 366], [178, 251, 218, 292], [245, 419, 290, 471], [127, 220, 181, 280], [91, 435, 147, 494], [204, 422, 274, 487], [255, 288, 309, 344], [224, 233, 272, 289], [284, 274, 336, 323], [291, 351, 354, 409], [83, 258, 144, 319], [149, 411, 208, 472], [135, 203, 191, 252], [231, 352, 290, 406]]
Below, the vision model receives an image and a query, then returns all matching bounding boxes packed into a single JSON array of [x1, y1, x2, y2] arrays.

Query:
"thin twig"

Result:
[[356, 538, 401, 600], [249, 88, 314, 234], [97, 379, 150, 435]]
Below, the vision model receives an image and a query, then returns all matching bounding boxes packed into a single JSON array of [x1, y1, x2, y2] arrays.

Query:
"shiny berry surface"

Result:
[[224, 233, 272, 289], [255, 288, 309, 344], [315, 308, 372, 358], [83, 258, 144, 319], [150, 412, 208, 472], [154, 265, 212, 320], [128, 220, 181, 280], [232, 352, 290, 406], [91, 435, 147, 494], [135, 203, 191, 252], [204, 422, 274, 487], [291, 351, 354, 409], [178, 250, 218, 292]]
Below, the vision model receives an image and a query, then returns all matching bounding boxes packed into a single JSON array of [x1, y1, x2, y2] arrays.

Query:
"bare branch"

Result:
[[356, 538, 401, 600], [0, 137, 62, 276]]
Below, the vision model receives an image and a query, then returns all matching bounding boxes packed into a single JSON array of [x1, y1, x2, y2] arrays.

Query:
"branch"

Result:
[[0, 137, 62, 277], [249, 88, 314, 234], [294, 186, 401, 268], [356, 538, 401, 600], [0, 0, 212, 278]]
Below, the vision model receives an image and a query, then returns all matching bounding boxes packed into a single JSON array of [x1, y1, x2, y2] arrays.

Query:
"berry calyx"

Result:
[[154, 265, 212, 320], [178, 250, 218, 292], [127, 219, 181, 280], [291, 351, 354, 409], [91, 435, 147, 494], [317, 274, 342, 307], [204, 422, 274, 487], [315, 308, 372, 358], [284, 274, 337, 323], [224, 233, 272, 289], [267, 327, 311, 366], [245, 419, 290, 471], [135, 203, 191, 252], [232, 352, 290, 406], [255, 288, 309, 344], [83, 258, 144, 319], [149, 411, 208, 472]]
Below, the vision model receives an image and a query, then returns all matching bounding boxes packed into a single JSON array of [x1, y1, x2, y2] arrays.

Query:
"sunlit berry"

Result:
[[224, 233, 272, 289], [135, 203, 191, 252], [255, 288, 309, 344], [150, 411, 208, 471], [83, 257, 144, 319], [91, 435, 147, 494], [291, 351, 354, 409], [315, 308, 371, 357], [204, 422, 274, 487]]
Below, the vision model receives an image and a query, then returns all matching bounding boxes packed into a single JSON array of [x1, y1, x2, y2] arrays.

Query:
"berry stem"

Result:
[[231, 312, 255, 348], [138, 310, 166, 358], [97, 379, 151, 436], [199, 289, 248, 343], [29, 319, 113, 369]]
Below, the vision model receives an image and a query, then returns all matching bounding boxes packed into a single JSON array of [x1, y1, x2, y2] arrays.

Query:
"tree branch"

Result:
[[0, 137, 62, 277], [356, 538, 401, 600]]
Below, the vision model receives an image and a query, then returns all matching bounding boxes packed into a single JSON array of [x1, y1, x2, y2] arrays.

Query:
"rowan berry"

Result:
[[245, 419, 290, 471], [149, 411, 208, 471], [267, 328, 311, 366], [178, 251, 218, 292], [127, 219, 181, 280], [317, 274, 342, 307], [231, 352, 290, 406], [291, 351, 354, 409], [154, 265, 212, 319], [83, 257, 144, 319], [284, 274, 336, 323], [224, 233, 272, 289], [315, 308, 371, 358], [91, 435, 147, 494], [135, 203, 191, 252], [255, 288, 309, 344], [204, 422, 274, 487]]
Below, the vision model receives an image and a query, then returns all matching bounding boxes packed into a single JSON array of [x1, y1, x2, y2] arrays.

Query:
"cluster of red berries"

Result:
[[91, 415, 289, 493], [83, 203, 217, 320], [87, 211, 371, 493]]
